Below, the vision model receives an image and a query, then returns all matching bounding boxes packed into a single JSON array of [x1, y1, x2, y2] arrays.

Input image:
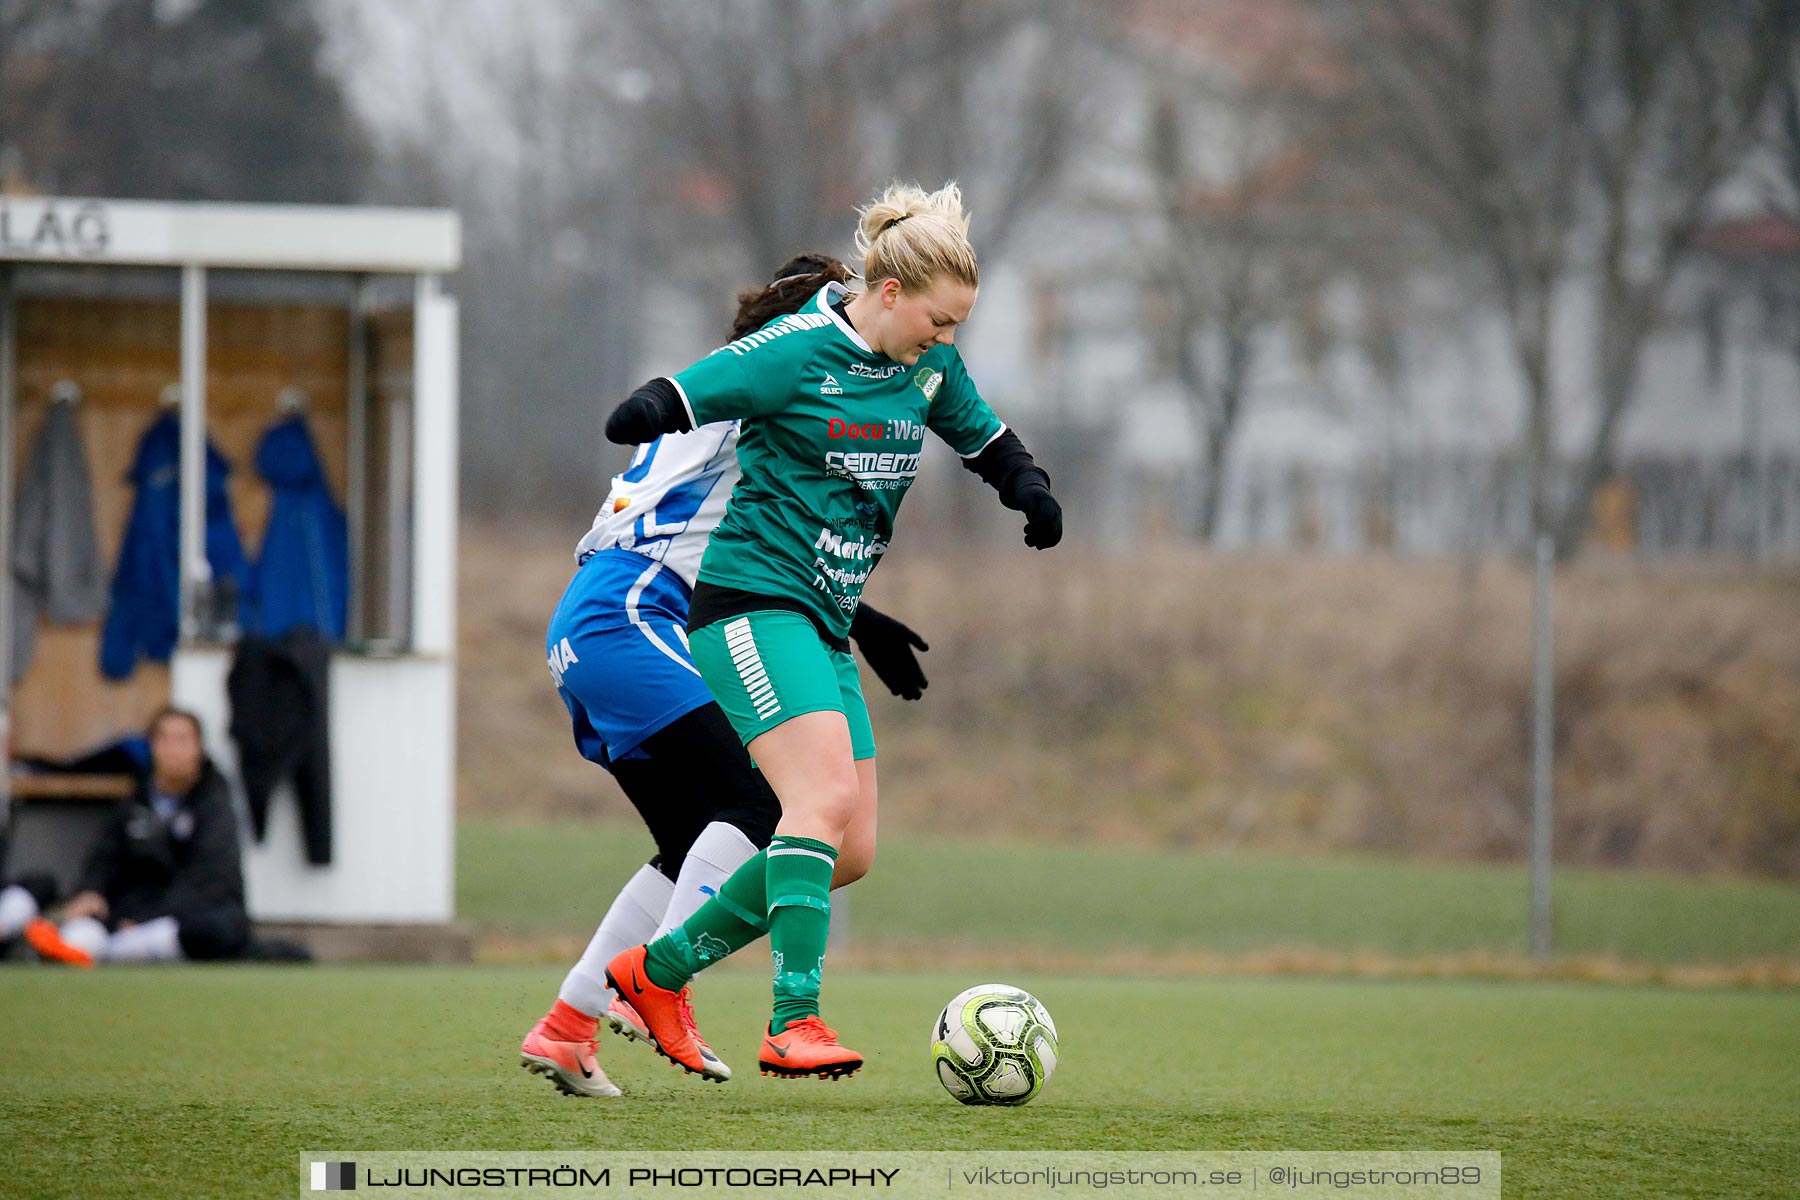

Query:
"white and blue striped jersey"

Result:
[[574, 421, 741, 590]]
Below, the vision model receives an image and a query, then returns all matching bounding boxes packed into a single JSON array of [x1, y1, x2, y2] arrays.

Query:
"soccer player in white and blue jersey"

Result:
[[519, 256, 931, 1097]]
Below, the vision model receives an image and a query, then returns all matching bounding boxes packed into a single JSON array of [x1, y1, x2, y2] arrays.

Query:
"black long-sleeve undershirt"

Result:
[[962, 428, 1050, 509]]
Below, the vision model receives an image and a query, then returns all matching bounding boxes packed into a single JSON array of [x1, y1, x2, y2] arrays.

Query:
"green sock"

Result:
[[765, 834, 837, 1032], [641, 850, 769, 990]]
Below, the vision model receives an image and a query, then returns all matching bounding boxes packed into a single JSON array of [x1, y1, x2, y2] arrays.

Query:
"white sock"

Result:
[[104, 915, 186, 962], [0, 884, 38, 939], [557, 863, 673, 1016], [58, 916, 110, 960], [104, 915, 185, 962], [655, 821, 760, 939]]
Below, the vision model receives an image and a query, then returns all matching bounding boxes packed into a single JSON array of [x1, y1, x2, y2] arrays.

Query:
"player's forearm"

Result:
[[962, 428, 1048, 510], [605, 378, 694, 444], [962, 429, 1063, 549]]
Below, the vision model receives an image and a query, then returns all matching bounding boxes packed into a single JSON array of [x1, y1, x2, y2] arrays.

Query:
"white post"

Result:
[[346, 273, 371, 643], [178, 264, 209, 641], [0, 266, 14, 830], [1530, 534, 1555, 960], [411, 273, 457, 657]]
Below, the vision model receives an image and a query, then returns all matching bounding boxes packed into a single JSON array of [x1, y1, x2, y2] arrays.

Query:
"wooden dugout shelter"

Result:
[[0, 196, 462, 933]]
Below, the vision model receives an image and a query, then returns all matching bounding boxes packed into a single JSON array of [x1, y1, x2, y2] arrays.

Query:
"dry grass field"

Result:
[[459, 522, 1800, 876]]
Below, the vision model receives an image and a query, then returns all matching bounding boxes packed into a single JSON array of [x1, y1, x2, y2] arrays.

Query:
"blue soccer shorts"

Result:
[[546, 548, 714, 768]]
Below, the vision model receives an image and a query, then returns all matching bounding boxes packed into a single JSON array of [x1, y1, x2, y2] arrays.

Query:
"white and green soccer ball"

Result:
[[930, 983, 1059, 1106]]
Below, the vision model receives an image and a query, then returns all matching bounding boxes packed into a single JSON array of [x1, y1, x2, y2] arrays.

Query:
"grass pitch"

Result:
[[2, 964, 1796, 1198], [461, 819, 1800, 966]]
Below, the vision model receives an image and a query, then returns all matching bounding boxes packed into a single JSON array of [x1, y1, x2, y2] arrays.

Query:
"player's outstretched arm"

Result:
[[849, 603, 930, 701], [605, 378, 694, 444], [962, 429, 1063, 549]]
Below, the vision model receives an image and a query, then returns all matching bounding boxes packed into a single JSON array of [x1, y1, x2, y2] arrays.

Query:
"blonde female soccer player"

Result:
[[516, 255, 934, 1098], [601, 182, 1062, 1081]]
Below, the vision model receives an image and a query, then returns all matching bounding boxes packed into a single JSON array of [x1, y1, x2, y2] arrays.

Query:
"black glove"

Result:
[[964, 429, 1063, 549], [849, 603, 929, 701], [1016, 479, 1063, 549], [605, 377, 692, 444]]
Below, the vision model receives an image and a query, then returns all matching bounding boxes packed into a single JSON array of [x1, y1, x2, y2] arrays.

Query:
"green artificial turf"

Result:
[[2, 966, 1796, 1199], [459, 819, 1800, 964]]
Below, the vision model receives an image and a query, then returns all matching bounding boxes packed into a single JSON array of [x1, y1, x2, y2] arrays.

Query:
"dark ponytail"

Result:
[[730, 253, 851, 339]]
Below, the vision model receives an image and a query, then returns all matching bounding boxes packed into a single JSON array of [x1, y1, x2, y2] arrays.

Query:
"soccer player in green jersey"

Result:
[[602, 182, 1062, 1081]]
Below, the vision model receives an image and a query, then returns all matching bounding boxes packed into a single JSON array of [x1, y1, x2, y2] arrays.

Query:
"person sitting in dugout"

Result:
[[8, 706, 251, 966]]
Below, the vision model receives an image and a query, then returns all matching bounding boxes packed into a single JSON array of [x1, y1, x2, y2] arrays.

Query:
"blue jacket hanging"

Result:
[[98, 413, 250, 680], [247, 415, 347, 640]]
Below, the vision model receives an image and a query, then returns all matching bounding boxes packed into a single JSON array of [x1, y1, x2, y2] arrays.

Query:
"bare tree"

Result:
[[330, 0, 1094, 515], [1771, 43, 1800, 390], [328, 0, 647, 514], [1114, 6, 1347, 542], [875, 0, 1095, 263], [1, 0, 365, 201], [1339, 0, 1796, 558], [1555, 0, 1797, 555], [603, 0, 1094, 291], [1337, 0, 1591, 553]]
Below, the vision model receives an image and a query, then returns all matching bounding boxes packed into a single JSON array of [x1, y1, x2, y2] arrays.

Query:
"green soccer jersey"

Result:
[[671, 282, 1005, 639]]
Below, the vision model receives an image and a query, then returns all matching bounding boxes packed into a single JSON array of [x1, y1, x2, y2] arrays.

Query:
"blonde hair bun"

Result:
[[855, 181, 979, 293]]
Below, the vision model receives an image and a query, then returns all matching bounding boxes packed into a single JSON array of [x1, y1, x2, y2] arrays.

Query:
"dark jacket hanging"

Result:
[[12, 399, 105, 681], [227, 628, 333, 865], [99, 413, 250, 680], [247, 415, 348, 640]]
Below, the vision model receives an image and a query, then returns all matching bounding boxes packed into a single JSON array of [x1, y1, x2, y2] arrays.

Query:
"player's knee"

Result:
[[803, 773, 860, 837]]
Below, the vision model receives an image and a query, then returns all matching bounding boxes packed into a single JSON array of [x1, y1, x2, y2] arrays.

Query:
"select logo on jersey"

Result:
[[913, 367, 943, 402], [848, 361, 907, 380], [819, 373, 844, 396], [828, 418, 925, 440]]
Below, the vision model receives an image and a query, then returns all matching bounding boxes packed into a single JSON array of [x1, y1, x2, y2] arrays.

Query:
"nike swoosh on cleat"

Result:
[[768, 1043, 790, 1058], [578, 1058, 594, 1078], [630, 966, 648, 995]]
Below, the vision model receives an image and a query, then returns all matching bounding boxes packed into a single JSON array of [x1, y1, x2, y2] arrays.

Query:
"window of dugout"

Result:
[[0, 263, 427, 763]]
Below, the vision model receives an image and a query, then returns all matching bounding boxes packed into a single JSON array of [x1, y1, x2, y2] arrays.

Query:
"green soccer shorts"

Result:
[[689, 609, 876, 761]]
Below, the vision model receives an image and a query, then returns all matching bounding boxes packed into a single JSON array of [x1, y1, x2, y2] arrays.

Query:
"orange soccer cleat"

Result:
[[23, 918, 94, 968], [603, 945, 731, 1081], [759, 1015, 863, 1080], [519, 1017, 622, 1098]]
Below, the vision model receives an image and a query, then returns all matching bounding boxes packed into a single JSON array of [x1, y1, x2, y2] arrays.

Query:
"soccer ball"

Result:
[[930, 983, 1059, 1105]]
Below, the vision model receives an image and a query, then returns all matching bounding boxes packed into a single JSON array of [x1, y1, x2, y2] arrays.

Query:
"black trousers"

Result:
[[228, 631, 332, 865], [608, 704, 782, 881]]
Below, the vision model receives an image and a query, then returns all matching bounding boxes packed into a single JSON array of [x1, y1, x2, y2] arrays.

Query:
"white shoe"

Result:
[[603, 995, 651, 1044]]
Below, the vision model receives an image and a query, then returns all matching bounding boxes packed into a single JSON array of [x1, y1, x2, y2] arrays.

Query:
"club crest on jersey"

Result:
[[913, 367, 943, 402], [819, 372, 844, 395]]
